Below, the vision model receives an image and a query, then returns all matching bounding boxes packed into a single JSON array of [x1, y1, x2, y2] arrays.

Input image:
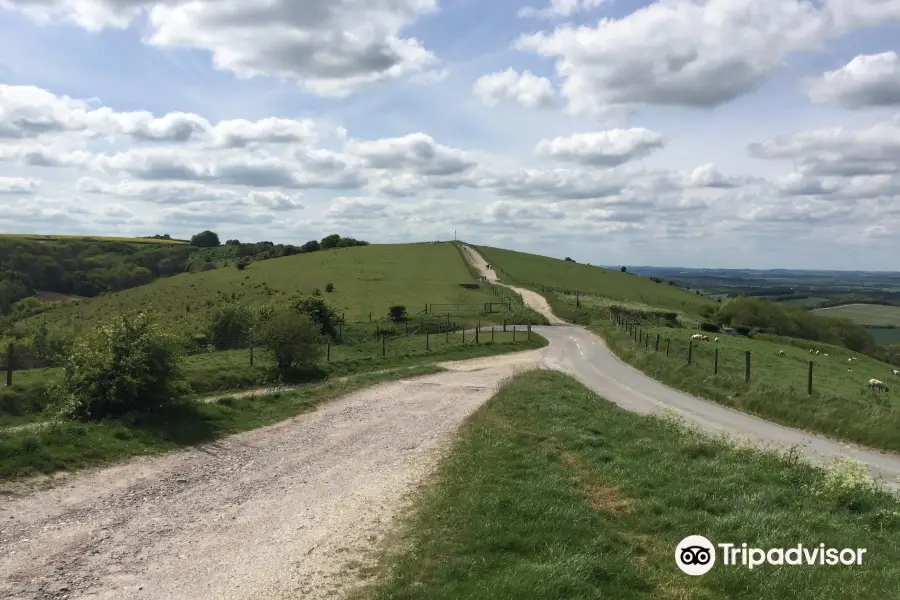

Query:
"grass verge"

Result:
[[0, 366, 441, 481], [594, 321, 900, 453], [358, 370, 900, 600]]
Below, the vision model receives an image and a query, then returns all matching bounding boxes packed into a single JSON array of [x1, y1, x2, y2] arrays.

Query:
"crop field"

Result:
[[25, 243, 513, 335], [596, 320, 900, 452], [0, 233, 186, 245], [813, 303, 900, 327], [475, 245, 716, 317]]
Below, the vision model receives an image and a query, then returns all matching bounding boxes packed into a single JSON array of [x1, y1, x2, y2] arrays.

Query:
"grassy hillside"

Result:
[[476, 245, 716, 316], [813, 303, 900, 327], [596, 320, 900, 452], [0, 234, 186, 245], [24, 242, 516, 335], [361, 371, 899, 599]]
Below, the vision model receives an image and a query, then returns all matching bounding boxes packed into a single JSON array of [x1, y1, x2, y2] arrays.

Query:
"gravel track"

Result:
[[0, 352, 542, 600]]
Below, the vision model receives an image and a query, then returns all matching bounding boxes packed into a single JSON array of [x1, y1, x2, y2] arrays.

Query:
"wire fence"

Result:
[[1, 321, 538, 386], [611, 316, 818, 395]]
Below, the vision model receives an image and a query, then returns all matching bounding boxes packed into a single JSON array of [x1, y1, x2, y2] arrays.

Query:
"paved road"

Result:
[[462, 245, 900, 491]]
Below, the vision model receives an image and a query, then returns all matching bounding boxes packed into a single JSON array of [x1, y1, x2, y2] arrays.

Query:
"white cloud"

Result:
[[472, 69, 557, 109], [804, 52, 900, 108], [518, 0, 609, 19], [534, 129, 666, 167], [1, 0, 441, 97], [0, 176, 39, 193], [345, 133, 476, 176], [512, 0, 900, 117]]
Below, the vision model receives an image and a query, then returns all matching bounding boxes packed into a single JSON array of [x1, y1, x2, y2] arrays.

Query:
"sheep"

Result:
[[815, 350, 820, 355], [690, 334, 709, 341], [809, 349, 814, 354], [892, 368, 900, 377], [869, 378, 890, 392], [848, 368, 853, 372], [779, 350, 786, 356], [714, 337, 719, 342], [824, 353, 828, 357]]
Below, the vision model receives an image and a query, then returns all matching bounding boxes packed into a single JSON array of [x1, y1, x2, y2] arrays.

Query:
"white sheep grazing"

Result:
[[779, 350, 785, 356], [714, 337, 719, 342], [848, 368, 852, 372], [815, 350, 820, 355], [809, 349, 814, 354], [690, 334, 703, 341], [824, 353, 828, 357], [848, 358, 853, 362], [869, 378, 890, 392], [892, 369, 900, 377]]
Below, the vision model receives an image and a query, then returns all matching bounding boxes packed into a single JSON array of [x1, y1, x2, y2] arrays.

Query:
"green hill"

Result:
[[476, 245, 716, 317], [24, 242, 514, 336]]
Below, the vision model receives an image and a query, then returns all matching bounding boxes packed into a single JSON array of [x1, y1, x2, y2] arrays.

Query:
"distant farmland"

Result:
[[813, 303, 900, 327], [0, 234, 187, 245]]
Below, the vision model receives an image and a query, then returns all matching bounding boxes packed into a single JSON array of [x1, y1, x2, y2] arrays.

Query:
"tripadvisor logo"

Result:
[[675, 535, 867, 575]]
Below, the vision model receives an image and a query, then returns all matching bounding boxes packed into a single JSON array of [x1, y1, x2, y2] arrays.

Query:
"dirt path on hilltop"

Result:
[[461, 245, 567, 325], [0, 351, 542, 600]]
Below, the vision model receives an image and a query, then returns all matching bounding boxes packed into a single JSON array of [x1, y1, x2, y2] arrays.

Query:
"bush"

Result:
[[620, 266, 627, 273], [735, 326, 751, 336], [235, 259, 249, 271], [325, 283, 334, 293], [564, 257, 575, 262], [53, 312, 184, 419], [206, 304, 253, 349], [389, 305, 407, 322], [289, 296, 338, 337], [256, 310, 323, 371], [700, 322, 720, 333], [31, 323, 73, 364]]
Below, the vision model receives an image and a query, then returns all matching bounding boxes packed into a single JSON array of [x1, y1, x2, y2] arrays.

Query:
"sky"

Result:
[[0, 0, 899, 270]]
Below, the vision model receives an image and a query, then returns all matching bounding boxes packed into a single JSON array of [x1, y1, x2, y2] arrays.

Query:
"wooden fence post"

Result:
[[666, 339, 670, 357], [808, 360, 813, 395], [492, 326, 495, 342], [369, 312, 372, 322], [426, 331, 430, 351], [745, 351, 751, 383], [327, 340, 331, 362], [688, 341, 693, 365], [645, 333, 649, 348], [382, 335, 386, 357], [513, 326, 516, 342], [249, 338, 254, 367], [527, 323, 531, 341], [655, 334, 660, 352], [475, 325, 479, 344], [6, 343, 12, 386], [503, 319, 507, 332], [714, 348, 718, 375]]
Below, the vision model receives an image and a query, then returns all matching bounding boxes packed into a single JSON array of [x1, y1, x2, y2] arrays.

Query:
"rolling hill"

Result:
[[476, 245, 717, 317]]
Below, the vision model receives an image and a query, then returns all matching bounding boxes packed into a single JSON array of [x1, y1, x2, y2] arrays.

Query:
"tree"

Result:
[[190, 230, 221, 248], [620, 266, 627, 273], [301, 240, 321, 253], [320, 234, 342, 249], [256, 310, 323, 371], [225, 239, 241, 246], [389, 305, 407, 322], [53, 311, 184, 419], [564, 257, 575, 262]]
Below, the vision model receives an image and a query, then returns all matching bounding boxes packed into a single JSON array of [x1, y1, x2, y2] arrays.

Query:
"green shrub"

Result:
[[206, 303, 253, 349], [389, 305, 407, 322], [53, 311, 184, 419], [289, 296, 338, 337], [325, 283, 334, 293], [256, 310, 323, 371], [699, 322, 719, 333]]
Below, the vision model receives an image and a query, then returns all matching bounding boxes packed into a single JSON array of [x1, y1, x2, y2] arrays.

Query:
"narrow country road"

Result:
[[462, 244, 900, 492]]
